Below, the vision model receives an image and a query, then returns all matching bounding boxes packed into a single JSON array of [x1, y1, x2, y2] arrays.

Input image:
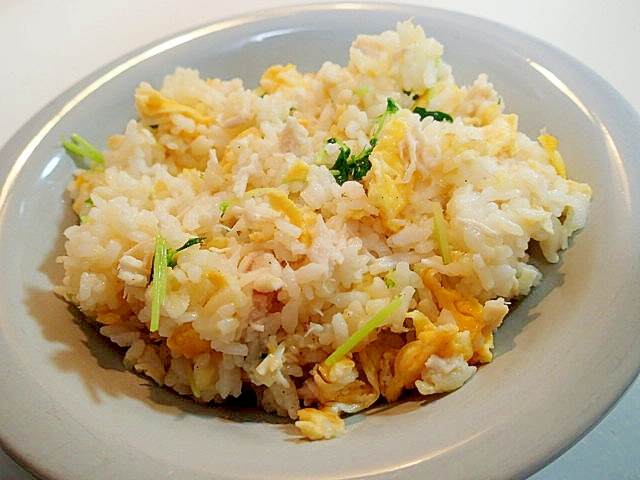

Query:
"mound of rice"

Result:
[[56, 21, 591, 440]]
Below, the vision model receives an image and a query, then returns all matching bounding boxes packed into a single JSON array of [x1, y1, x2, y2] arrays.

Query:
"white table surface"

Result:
[[0, 0, 638, 478]]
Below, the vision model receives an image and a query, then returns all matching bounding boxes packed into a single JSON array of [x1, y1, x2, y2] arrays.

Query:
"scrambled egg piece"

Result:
[[300, 359, 379, 414], [367, 117, 415, 231], [296, 359, 377, 440], [481, 113, 519, 157], [265, 189, 305, 230], [220, 126, 260, 173], [295, 408, 346, 440], [259, 64, 308, 95], [538, 133, 567, 178], [421, 269, 502, 363], [167, 322, 211, 360], [283, 160, 310, 183], [135, 85, 213, 125], [380, 322, 467, 402]]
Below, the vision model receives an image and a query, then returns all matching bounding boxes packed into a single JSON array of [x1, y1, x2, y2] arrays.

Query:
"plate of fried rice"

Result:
[[0, 3, 639, 479]]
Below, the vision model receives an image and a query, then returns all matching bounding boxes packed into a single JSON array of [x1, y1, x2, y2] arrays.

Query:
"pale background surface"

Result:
[[0, 1, 638, 478]]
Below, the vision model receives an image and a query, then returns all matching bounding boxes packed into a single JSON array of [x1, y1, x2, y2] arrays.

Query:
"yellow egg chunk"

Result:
[[538, 133, 568, 178], [135, 86, 213, 125], [295, 408, 346, 440], [366, 117, 414, 232], [266, 189, 304, 229], [421, 269, 493, 362], [167, 322, 211, 360], [259, 64, 308, 94], [283, 160, 310, 183], [381, 323, 459, 402]]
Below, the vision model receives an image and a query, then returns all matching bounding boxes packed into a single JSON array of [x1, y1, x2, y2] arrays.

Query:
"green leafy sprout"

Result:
[[150, 235, 205, 332], [413, 107, 453, 123], [62, 133, 104, 167], [328, 97, 399, 185], [324, 294, 405, 367]]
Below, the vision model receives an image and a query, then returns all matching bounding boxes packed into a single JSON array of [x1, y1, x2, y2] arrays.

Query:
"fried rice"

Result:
[[56, 20, 592, 440]]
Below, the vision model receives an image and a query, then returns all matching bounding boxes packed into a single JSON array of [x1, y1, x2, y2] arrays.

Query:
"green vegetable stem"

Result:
[[149, 235, 205, 332], [324, 294, 405, 367], [62, 133, 105, 167], [433, 202, 452, 264], [150, 235, 168, 333]]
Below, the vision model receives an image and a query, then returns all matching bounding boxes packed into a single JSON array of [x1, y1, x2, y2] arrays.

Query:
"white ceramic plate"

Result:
[[1, 3, 639, 479]]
